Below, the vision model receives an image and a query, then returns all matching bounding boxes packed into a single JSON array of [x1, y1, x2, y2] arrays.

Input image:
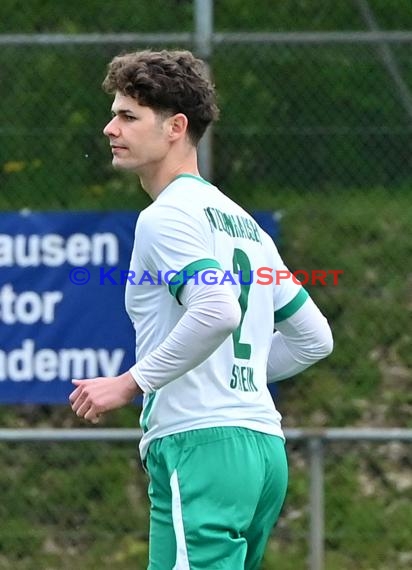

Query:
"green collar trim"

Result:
[[173, 173, 212, 186]]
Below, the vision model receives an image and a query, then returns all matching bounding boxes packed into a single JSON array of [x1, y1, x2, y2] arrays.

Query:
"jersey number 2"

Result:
[[232, 248, 252, 359]]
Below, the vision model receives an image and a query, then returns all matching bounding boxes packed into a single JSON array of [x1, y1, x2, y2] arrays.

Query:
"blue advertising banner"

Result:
[[0, 211, 279, 404]]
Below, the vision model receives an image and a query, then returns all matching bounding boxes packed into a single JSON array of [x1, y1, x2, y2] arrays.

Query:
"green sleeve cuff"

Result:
[[168, 258, 223, 299], [275, 287, 309, 323]]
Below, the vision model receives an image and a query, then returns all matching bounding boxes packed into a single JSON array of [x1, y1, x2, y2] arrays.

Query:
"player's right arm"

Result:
[[266, 241, 333, 383], [267, 295, 333, 383]]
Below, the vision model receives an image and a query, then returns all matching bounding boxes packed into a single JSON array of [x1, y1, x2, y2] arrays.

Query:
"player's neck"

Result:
[[139, 149, 199, 200]]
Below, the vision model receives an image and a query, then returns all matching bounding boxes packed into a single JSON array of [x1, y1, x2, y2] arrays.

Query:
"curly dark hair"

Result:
[[102, 50, 219, 145]]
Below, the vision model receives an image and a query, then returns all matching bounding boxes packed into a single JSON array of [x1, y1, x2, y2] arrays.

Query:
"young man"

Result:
[[69, 50, 333, 570]]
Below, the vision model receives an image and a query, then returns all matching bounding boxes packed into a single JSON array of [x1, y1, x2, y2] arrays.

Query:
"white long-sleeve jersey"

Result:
[[126, 174, 332, 459]]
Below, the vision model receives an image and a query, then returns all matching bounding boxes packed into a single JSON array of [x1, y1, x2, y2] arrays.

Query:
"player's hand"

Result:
[[69, 371, 141, 423]]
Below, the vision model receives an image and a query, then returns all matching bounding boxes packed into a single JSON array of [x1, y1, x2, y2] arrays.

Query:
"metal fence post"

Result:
[[308, 436, 325, 570], [194, 0, 214, 180]]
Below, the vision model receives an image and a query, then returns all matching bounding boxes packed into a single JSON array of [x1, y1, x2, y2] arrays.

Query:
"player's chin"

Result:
[[111, 158, 135, 171]]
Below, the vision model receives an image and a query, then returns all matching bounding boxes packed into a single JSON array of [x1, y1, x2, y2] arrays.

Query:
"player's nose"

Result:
[[103, 117, 120, 137]]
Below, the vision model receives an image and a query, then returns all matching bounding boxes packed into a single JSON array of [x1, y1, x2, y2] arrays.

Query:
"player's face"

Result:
[[103, 92, 170, 173]]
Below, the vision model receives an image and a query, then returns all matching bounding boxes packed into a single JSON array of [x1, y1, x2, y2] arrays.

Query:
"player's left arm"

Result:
[[267, 295, 333, 383], [128, 207, 241, 392], [69, 209, 238, 421], [69, 272, 241, 422], [129, 273, 241, 393], [69, 370, 141, 423]]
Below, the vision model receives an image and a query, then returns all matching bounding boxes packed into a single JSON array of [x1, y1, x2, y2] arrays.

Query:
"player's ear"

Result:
[[167, 113, 188, 141]]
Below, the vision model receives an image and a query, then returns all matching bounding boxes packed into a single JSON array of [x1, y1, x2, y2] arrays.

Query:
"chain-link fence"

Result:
[[1, 1, 411, 569], [2, 38, 412, 206], [1, 431, 411, 570], [2, 2, 412, 208]]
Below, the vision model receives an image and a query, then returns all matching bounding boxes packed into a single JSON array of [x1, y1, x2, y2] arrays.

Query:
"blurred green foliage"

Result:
[[1, 2, 412, 209]]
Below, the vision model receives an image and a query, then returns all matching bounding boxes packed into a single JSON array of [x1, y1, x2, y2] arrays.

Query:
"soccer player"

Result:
[[69, 50, 333, 570]]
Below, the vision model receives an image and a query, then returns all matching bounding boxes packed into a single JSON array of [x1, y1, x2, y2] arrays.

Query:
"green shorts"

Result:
[[145, 426, 288, 570]]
